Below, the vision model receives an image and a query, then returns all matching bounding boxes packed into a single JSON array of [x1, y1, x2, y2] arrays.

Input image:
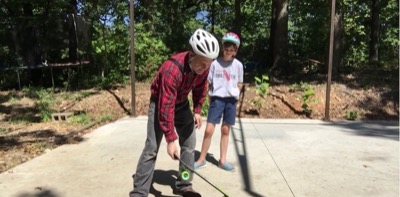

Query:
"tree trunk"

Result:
[[22, 3, 43, 86], [233, 0, 242, 57], [22, 3, 36, 67], [268, 0, 289, 75], [233, 0, 242, 35], [68, 0, 78, 62], [211, 0, 215, 33], [332, 0, 343, 76], [369, 0, 380, 62], [142, 0, 155, 33]]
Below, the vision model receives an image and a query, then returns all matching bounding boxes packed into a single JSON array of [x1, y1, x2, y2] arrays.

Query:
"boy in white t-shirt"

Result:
[[194, 32, 243, 171]]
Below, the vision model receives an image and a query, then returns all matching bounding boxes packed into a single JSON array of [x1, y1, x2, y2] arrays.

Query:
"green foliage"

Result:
[[19, 87, 54, 122], [0, 128, 7, 133], [289, 1, 330, 64], [378, 0, 399, 68], [33, 142, 47, 151], [62, 68, 78, 91], [7, 96, 19, 103], [301, 88, 315, 115], [91, 9, 131, 85], [61, 91, 94, 101], [201, 96, 210, 117], [0, 0, 399, 89], [290, 82, 315, 115], [29, 88, 54, 122], [8, 117, 36, 124], [21, 87, 37, 98], [189, 95, 210, 117], [252, 75, 269, 108], [95, 76, 119, 90], [99, 114, 113, 122], [68, 113, 91, 125], [255, 75, 270, 97], [344, 110, 359, 120], [200, 1, 272, 64], [135, 23, 169, 81], [340, 1, 369, 68]]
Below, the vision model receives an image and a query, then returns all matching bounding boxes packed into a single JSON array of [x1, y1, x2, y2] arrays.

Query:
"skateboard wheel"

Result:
[[181, 170, 190, 181]]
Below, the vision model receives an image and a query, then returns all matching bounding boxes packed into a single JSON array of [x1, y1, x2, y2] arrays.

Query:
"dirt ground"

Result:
[[0, 73, 399, 173]]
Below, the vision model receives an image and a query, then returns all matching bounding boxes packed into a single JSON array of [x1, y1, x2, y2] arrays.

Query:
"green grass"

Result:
[[7, 96, 19, 103], [99, 114, 113, 122], [68, 113, 91, 125], [8, 116, 37, 124], [33, 142, 47, 150], [0, 128, 8, 133]]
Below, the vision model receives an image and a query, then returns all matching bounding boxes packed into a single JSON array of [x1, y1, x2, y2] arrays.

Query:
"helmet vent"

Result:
[[197, 44, 206, 55], [189, 29, 220, 59]]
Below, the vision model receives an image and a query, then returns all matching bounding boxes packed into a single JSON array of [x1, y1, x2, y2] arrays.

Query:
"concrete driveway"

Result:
[[0, 117, 398, 197]]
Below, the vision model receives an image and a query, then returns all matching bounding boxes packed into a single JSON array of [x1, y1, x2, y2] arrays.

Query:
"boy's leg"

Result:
[[196, 97, 224, 164], [220, 98, 237, 166], [130, 101, 163, 197], [174, 101, 196, 192], [219, 123, 230, 164], [196, 123, 215, 164]]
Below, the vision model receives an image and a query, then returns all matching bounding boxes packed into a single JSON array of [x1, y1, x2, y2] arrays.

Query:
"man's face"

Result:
[[190, 55, 213, 75]]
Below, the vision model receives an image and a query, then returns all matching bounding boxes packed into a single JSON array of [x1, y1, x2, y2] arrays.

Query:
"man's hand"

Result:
[[193, 113, 202, 129], [167, 141, 179, 160]]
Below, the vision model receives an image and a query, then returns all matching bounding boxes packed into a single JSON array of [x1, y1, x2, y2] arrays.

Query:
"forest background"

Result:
[[0, 0, 398, 172]]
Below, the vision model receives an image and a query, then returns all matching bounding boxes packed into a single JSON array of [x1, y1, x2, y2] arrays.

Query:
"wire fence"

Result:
[[0, 14, 94, 89]]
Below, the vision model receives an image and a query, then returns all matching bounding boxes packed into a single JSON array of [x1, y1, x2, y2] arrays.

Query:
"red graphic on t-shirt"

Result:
[[223, 70, 230, 81]]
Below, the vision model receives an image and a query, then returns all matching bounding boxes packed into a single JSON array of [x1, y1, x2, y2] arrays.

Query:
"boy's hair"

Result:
[[223, 42, 238, 50], [221, 42, 238, 58]]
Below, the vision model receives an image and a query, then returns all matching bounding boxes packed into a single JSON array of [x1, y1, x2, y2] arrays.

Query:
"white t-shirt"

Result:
[[208, 57, 244, 99]]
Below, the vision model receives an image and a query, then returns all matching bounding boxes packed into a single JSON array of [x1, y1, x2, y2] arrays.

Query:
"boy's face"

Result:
[[222, 44, 237, 61], [190, 54, 213, 75]]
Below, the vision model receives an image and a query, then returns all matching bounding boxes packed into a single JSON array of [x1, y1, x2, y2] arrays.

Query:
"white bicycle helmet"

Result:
[[189, 29, 220, 59]]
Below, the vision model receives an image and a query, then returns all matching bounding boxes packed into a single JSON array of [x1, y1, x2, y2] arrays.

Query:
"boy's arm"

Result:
[[237, 61, 245, 89]]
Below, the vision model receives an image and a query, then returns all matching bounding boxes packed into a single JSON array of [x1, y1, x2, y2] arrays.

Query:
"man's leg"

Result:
[[174, 101, 196, 192], [130, 101, 163, 197]]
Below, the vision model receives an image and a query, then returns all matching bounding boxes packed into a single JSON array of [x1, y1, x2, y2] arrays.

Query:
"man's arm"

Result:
[[192, 71, 209, 115], [191, 68, 210, 129], [157, 65, 182, 143]]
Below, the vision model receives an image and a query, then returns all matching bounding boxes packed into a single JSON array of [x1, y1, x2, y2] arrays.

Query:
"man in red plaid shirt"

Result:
[[130, 29, 220, 197]]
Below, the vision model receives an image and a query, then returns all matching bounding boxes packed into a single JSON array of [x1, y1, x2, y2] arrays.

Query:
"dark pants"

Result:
[[129, 99, 196, 197]]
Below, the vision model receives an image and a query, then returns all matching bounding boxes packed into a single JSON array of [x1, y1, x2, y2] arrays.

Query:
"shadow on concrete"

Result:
[[230, 85, 266, 197], [194, 151, 219, 166], [330, 121, 399, 141], [150, 170, 180, 197], [17, 189, 60, 197], [232, 118, 266, 197]]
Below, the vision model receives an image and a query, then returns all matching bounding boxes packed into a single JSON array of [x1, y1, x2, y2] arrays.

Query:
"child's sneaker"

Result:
[[219, 161, 235, 172], [194, 160, 207, 169]]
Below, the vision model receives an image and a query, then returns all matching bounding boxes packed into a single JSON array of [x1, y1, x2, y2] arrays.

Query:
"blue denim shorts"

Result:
[[207, 97, 237, 125]]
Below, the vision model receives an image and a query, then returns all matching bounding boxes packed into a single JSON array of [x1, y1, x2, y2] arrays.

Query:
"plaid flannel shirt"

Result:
[[150, 51, 209, 142]]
